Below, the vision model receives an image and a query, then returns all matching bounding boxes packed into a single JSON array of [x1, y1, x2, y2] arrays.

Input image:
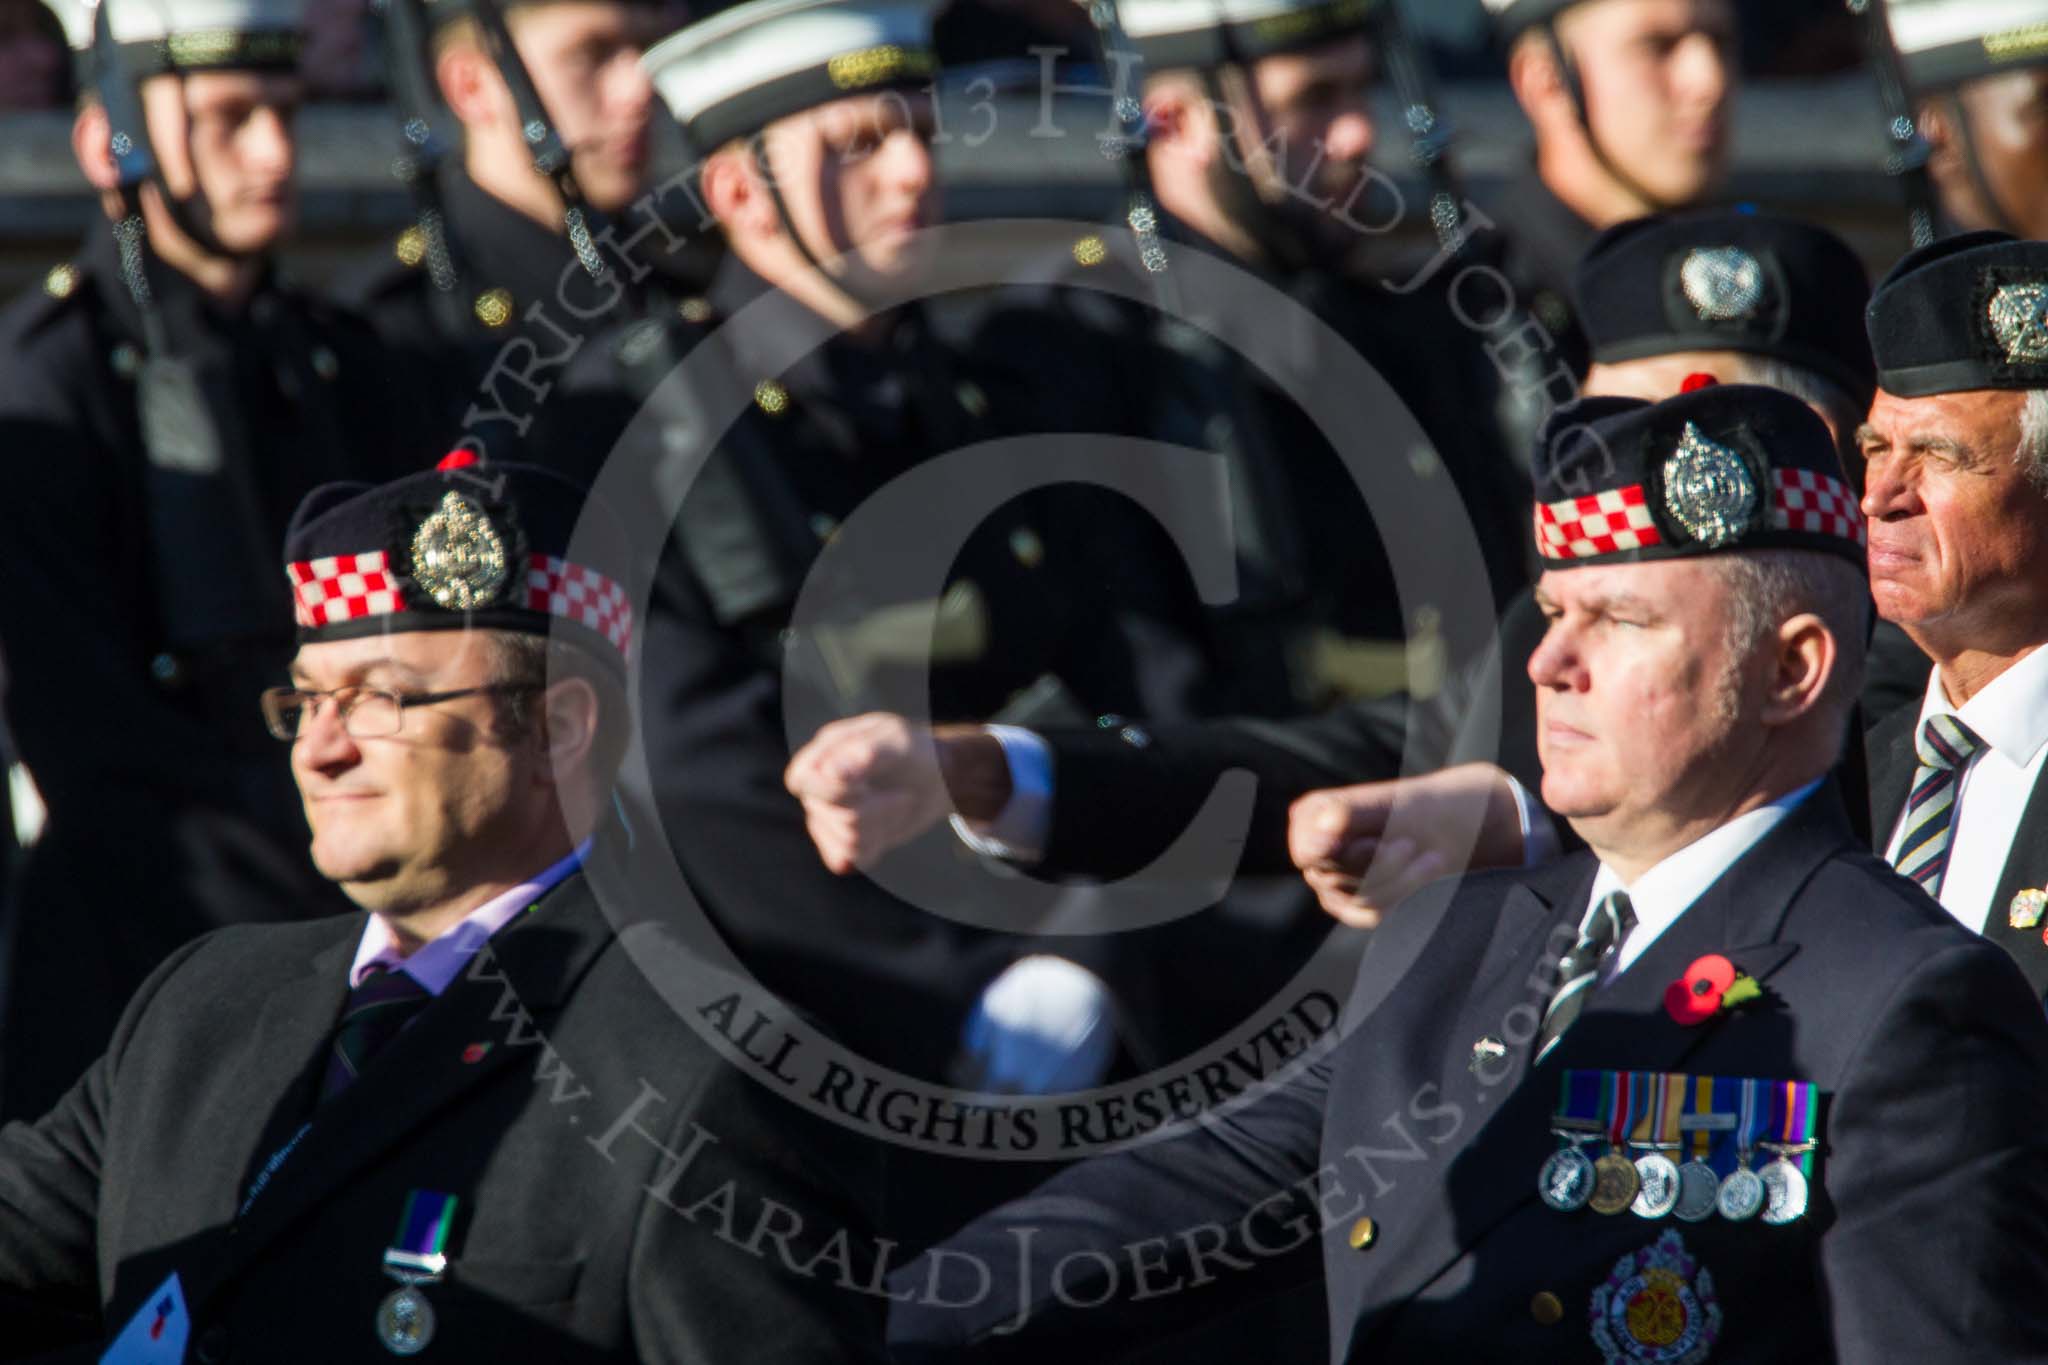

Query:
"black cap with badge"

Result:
[[1574, 211, 1876, 400], [282, 452, 635, 675], [1532, 382, 1867, 569], [1866, 230, 2048, 398]]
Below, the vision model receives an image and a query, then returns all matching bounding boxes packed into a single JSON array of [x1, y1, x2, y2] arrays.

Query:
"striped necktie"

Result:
[[1535, 890, 1635, 1064], [320, 965, 431, 1105], [1892, 714, 1986, 899]]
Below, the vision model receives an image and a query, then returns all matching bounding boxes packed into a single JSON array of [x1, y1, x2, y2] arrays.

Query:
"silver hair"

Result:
[[1724, 355, 1867, 451], [2018, 389, 2048, 495], [1710, 549, 1870, 724]]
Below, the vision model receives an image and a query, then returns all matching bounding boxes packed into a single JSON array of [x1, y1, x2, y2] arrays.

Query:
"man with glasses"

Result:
[[0, 454, 887, 1360]]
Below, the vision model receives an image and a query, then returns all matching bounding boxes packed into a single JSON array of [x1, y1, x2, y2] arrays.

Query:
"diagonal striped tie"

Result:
[[1892, 714, 1986, 899], [1535, 890, 1635, 1064], [319, 965, 431, 1105]]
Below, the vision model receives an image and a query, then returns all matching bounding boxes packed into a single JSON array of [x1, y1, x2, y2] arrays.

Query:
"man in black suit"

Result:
[[888, 385, 2048, 1364], [0, 458, 886, 1361], [1860, 232, 2048, 1000]]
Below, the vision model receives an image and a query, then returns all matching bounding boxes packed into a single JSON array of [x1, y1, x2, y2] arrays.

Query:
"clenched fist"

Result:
[[783, 712, 1011, 874]]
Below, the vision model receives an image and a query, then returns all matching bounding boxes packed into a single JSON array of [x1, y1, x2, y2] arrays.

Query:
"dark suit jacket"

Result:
[[891, 785, 2048, 1362], [0, 872, 888, 1362], [1868, 702, 2048, 1001]]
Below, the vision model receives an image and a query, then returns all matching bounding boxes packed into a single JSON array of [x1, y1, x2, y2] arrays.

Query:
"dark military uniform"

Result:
[[334, 161, 714, 478], [550, 254, 1212, 1082], [0, 229, 434, 1119]]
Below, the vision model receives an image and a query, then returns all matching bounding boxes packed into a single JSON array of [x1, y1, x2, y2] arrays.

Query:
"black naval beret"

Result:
[[1575, 211, 1876, 399], [1533, 381, 1865, 569], [1113, 0, 1381, 72], [1887, 0, 2048, 93], [644, 0, 943, 152], [283, 452, 634, 672], [1866, 231, 2048, 397], [52, 0, 305, 78]]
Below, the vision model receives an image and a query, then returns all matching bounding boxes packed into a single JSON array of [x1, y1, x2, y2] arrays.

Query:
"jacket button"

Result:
[[1346, 1216, 1377, 1251], [1530, 1291, 1564, 1325], [194, 1325, 230, 1362]]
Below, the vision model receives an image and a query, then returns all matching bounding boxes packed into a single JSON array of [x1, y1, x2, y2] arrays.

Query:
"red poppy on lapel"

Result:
[[1664, 954, 1764, 1026]]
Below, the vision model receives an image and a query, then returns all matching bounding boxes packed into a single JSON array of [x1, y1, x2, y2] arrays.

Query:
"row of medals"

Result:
[[1538, 1130, 1815, 1224]]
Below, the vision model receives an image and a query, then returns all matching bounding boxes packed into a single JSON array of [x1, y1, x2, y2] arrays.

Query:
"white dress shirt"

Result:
[[1881, 647, 2048, 934], [1585, 779, 1821, 981]]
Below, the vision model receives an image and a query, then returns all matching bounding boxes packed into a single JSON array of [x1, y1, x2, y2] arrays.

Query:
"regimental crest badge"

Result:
[[1591, 1230, 1722, 1365], [1661, 422, 1759, 547], [1987, 281, 2048, 365], [410, 491, 511, 611], [1680, 247, 1764, 323]]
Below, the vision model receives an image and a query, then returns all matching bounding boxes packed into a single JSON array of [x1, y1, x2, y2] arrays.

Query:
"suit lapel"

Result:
[[179, 875, 618, 1314], [1436, 860, 1592, 1101], [1983, 769, 2048, 1000], [1865, 704, 1919, 850]]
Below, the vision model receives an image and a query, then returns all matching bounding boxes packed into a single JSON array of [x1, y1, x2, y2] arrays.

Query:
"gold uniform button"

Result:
[[677, 296, 715, 324], [43, 264, 78, 299], [394, 226, 428, 268], [473, 287, 514, 328], [1072, 234, 1108, 268], [1346, 1217, 1377, 1251], [1530, 1291, 1564, 1326], [753, 379, 791, 416]]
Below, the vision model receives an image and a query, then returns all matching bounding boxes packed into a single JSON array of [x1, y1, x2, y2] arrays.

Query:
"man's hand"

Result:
[[784, 713, 1011, 874], [1289, 762, 1528, 929]]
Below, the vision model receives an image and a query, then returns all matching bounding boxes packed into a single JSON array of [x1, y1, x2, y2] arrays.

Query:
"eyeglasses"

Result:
[[259, 684, 543, 742]]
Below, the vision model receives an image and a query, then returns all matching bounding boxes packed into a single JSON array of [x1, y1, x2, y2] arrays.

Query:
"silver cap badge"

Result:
[[1662, 422, 1759, 547], [1680, 246, 1765, 323], [410, 491, 511, 610], [1987, 281, 2048, 365]]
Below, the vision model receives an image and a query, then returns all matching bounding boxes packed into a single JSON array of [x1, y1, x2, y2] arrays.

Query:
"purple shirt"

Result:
[[347, 841, 590, 994]]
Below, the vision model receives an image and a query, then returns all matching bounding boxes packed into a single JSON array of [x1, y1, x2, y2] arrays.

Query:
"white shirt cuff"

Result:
[[948, 725, 1054, 864]]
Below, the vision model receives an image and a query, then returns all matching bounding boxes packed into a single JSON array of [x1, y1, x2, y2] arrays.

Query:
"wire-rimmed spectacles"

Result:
[[259, 684, 543, 742]]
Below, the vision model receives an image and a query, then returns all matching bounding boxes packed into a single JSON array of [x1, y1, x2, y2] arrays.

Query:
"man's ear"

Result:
[[537, 677, 600, 780], [436, 41, 502, 128], [1143, 79, 1218, 170], [701, 145, 771, 236], [1916, 94, 1957, 159], [72, 102, 120, 192], [1760, 612, 1837, 727], [1506, 30, 1567, 125]]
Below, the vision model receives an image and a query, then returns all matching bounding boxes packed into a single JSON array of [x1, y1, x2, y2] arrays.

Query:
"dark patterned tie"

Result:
[[1535, 890, 1636, 1064], [320, 965, 431, 1105], [1892, 714, 1986, 898]]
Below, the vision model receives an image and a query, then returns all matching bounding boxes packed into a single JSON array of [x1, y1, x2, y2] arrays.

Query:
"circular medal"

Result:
[[1630, 1152, 1681, 1219], [376, 1285, 436, 1356], [1588, 1151, 1642, 1216], [1717, 1165, 1765, 1221], [1538, 1145, 1597, 1212], [1760, 1157, 1810, 1225], [1673, 1159, 1721, 1222]]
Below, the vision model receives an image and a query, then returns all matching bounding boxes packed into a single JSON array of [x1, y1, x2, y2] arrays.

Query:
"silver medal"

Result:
[[1674, 1159, 1721, 1222], [376, 1285, 436, 1356], [1631, 1152, 1681, 1219], [1718, 1164, 1765, 1221], [1760, 1157, 1810, 1224], [1538, 1145, 1597, 1212]]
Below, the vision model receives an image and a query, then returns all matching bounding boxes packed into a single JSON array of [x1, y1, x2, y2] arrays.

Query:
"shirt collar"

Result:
[[349, 840, 590, 994], [1917, 645, 2048, 768], [1584, 779, 1823, 947]]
